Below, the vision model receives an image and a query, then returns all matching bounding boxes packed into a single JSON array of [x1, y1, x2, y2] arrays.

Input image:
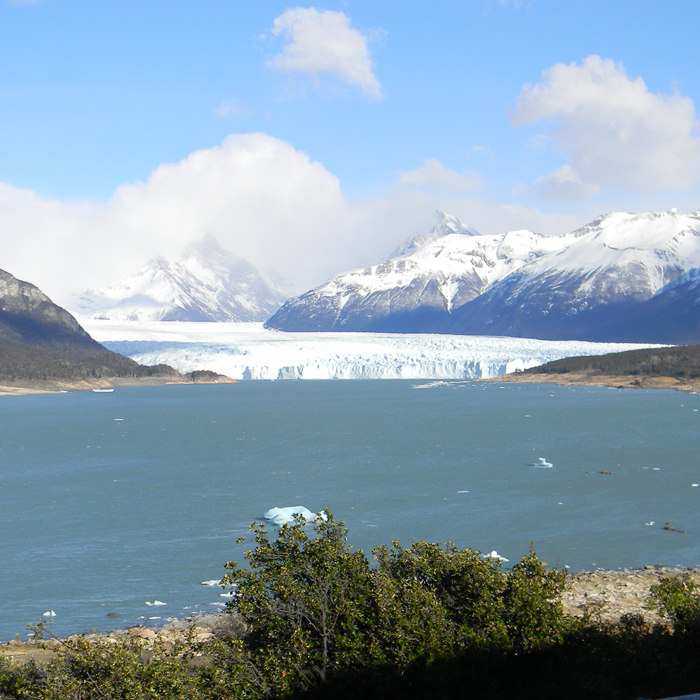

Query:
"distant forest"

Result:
[[0, 337, 178, 382], [528, 345, 700, 379]]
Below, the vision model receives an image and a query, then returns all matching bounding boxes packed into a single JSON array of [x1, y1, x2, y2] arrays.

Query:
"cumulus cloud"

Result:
[[214, 99, 254, 119], [398, 159, 480, 191], [513, 55, 700, 196], [268, 7, 383, 101], [0, 134, 590, 308], [0, 135, 361, 302]]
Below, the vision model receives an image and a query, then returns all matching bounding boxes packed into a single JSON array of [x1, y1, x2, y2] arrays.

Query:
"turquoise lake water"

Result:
[[1, 380, 699, 641]]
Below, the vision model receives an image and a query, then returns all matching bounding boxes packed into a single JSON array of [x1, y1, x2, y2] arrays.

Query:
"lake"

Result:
[[1, 380, 699, 641]]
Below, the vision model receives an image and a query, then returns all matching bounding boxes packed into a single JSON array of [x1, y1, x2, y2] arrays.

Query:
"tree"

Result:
[[222, 512, 376, 694]]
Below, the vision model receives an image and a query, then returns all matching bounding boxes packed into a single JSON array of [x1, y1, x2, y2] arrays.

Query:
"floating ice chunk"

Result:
[[534, 457, 553, 468], [201, 579, 221, 587], [645, 522, 655, 526], [145, 600, 167, 607], [692, 484, 699, 488], [42, 610, 56, 618], [263, 506, 328, 526], [484, 551, 509, 562]]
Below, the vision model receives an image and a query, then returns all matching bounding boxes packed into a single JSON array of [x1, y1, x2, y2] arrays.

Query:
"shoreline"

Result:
[[2, 565, 698, 663], [0, 374, 237, 397], [482, 371, 700, 393]]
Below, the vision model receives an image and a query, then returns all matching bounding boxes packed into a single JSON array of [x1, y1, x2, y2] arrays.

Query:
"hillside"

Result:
[[0, 268, 182, 386], [526, 344, 700, 379]]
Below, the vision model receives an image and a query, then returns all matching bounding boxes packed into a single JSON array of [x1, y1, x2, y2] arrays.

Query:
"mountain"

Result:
[[266, 210, 700, 343], [0, 268, 180, 383], [446, 211, 700, 342], [70, 235, 291, 322], [266, 210, 577, 333]]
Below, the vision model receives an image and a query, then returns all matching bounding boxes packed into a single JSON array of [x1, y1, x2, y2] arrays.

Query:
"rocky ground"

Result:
[[561, 565, 700, 623], [488, 371, 700, 393], [0, 373, 236, 397], [3, 567, 698, 666]]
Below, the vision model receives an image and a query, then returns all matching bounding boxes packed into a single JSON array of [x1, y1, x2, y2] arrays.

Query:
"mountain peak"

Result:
[[390, 211, 480, 258], [69, 238, 291, 323], [185, 233, 225, 259]]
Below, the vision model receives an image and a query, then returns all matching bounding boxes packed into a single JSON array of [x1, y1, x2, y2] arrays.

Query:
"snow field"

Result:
[[83, 320, 663, 381]]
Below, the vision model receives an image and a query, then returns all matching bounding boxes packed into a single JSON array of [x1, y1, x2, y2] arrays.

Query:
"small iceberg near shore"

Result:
[[533, 457, 553, 468], [484, 551, 509, 562], [264, 506, 328, 526]]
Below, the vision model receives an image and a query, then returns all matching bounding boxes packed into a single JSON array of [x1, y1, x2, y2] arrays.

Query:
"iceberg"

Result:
[[264, 506, 327, 526], [484, 551, 509, 562], [80, 320, 663, 382], [534, 458, 553, 468]]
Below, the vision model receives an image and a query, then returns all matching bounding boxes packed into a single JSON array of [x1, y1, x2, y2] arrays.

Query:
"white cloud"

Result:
[[513, 55, 700, 195], [268, 7, 383, 101], [214, 99, 254, 120], [0, 135, 360, 301], [0, 134, 593, 308], [398, 159, 480, 191], [534, 165, 599, 200], [469, 145, 495, 159]]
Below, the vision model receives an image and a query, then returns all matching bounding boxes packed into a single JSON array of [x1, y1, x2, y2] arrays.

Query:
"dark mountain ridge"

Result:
[[0, 269, 178, 383]]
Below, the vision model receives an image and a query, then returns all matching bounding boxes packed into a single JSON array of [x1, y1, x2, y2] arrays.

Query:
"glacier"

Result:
[[83, 320, 663, 381]]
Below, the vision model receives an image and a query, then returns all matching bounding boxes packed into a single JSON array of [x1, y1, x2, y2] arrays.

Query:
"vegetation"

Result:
[[2, 514, 700, 699], [0, 336, 179, 382], [527, 344, 700, 379]]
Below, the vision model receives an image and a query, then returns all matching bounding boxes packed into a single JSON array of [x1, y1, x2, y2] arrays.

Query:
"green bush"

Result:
[[647, 574, 700, 631]]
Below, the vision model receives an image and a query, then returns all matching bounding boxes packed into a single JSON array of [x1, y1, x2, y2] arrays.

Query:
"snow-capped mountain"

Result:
[[70, 235, 292, 323], [266, 209, 700, 343]]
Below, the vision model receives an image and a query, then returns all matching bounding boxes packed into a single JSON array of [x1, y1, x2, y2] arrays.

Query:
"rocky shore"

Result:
[[0, 372, 236, 397], [561, 565, 700, 623], [3, 566, 698, 666], [485, 371, 700, 393]]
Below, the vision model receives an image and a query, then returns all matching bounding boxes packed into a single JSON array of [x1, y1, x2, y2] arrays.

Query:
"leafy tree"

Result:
[[500, 547, 569, 649], [647, 574, 700, 632], [373, 541, 509, 658], [222, 512, 377, 694]]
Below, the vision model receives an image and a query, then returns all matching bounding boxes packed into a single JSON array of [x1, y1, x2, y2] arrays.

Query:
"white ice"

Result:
[[81, 320, 663, 382], [264, 506, 327, 526], [484, 551, 509, 562]]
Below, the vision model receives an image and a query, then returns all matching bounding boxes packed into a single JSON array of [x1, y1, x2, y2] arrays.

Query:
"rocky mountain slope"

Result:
[[266, 210, 700, 343], [70, 235, 291, 323], [0, 268, 179, 384]]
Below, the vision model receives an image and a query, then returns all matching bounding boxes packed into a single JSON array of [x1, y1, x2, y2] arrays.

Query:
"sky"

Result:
[[1, 0, 700, 304]]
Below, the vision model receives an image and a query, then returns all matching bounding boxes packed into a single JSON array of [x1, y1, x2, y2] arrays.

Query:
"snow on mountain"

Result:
[[389, 210, 480, 258], [267, 209, 700, 343], [267, 211, 572, 333], [82, 320, 660, 381], [448, 210, 700, 342], [69, 235, 291, 323]]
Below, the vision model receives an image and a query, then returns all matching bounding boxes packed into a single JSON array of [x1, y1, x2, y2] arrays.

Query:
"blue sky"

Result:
[[1, 0, 699, 301]]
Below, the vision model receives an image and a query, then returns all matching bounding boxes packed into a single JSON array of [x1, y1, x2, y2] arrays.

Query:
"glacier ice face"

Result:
[[83, 320, 663, 381], [264, 507, 327, 526]]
